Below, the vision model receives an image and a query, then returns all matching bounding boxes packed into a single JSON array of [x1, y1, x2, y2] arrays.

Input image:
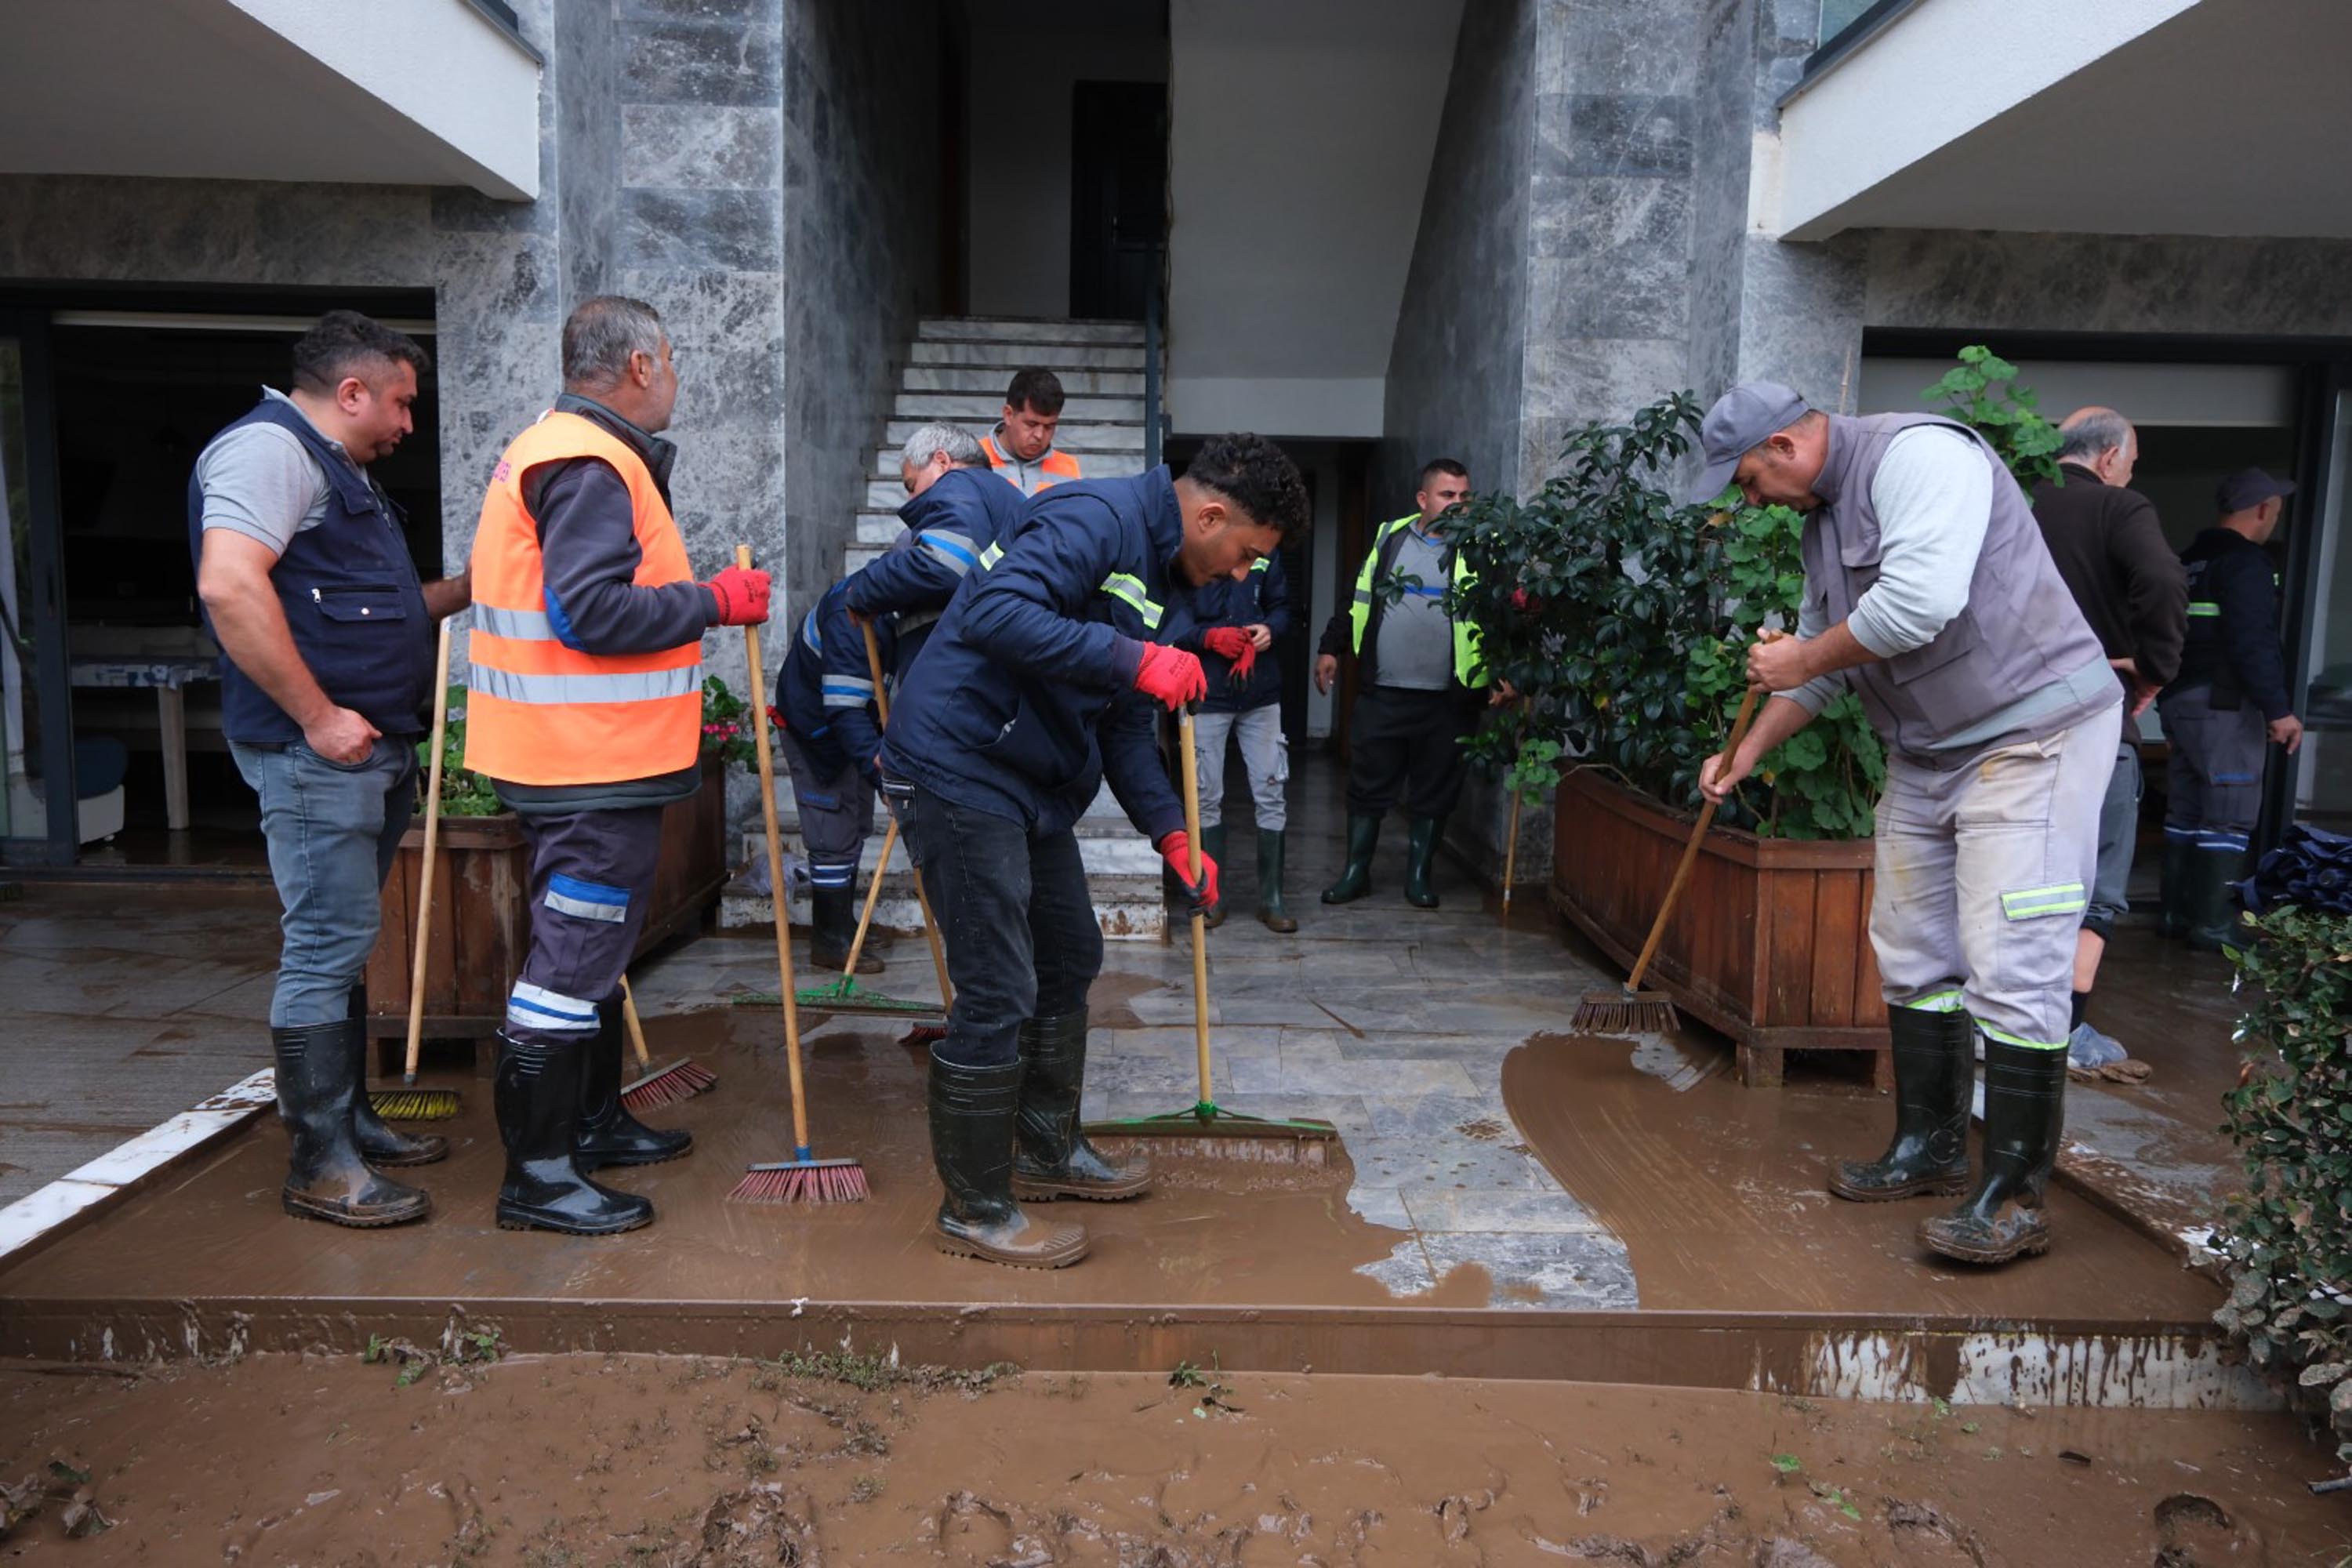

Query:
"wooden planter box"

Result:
[[364, 755, 731, 1058], [1548, 768, 1889, 1087]]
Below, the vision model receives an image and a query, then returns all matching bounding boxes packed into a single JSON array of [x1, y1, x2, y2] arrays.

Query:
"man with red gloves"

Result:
[[1178, 552, 1294, 931], [881, 434, 1311, 1269]]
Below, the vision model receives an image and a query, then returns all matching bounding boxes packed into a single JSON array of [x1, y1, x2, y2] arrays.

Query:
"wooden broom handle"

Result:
[[1500, 706, 1526, 923], [862, 618, 953, 1009], [619, 975, 652, 1069], [739, 543, 810, 1153], [1624, 682, 1763, 993], [403, 615, 454, 1087], [1176, 704, 1212, 1103]]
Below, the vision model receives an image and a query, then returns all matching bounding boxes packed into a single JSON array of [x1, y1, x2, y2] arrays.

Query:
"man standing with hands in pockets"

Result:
[[1690, 382, 2119, 1268]]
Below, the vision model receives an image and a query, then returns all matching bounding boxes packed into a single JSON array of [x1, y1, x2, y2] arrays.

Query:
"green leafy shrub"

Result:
[[2209, 904, 2352, 1461], [1921, 344, 2063, 490]]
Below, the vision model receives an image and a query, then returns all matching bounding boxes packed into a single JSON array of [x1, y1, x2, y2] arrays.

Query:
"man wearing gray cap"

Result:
[[1691, 381, 2120, 1268], [2156, 467, 2304, 950]]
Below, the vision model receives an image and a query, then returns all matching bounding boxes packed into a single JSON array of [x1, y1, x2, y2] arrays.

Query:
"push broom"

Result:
[[618, 972, 716, 1111], [725, 545, 868, 1204], [1570, 668, 1766, 1036], [1086, 705, 1338, 1163], [371, 615, 462, 1122]]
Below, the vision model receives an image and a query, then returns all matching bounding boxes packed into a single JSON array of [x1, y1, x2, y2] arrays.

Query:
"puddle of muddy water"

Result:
[[0, 1351, 2336, 1565]]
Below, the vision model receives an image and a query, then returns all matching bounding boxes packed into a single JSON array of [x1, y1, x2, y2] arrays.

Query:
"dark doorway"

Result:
[[1069, 80, 1166, 321]]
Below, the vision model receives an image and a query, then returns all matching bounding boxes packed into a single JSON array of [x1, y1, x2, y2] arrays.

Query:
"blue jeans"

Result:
[[897, 782, 1102, 1069], [230, 735, 418, 1029]]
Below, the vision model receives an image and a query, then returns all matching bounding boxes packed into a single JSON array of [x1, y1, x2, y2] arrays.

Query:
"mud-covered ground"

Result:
[[2, 1348, 2343, 1565]]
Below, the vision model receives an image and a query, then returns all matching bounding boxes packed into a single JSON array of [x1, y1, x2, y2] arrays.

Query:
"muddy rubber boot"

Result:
[[1320, 814, 1381, 905], [809, 883, 884, 975], [575, 999, 692, 1170], [1918, 1039, 2067, 1265], [495, 1033, 653, 1236], [1199, 823, 1229, 930], [928, 1050, 1088, 1268], [1403, 816, 1444, 909], [340, 989, 447, 1167], [2184, 847, 2249, 953], [272, 1021, 430, 1228], [2156, 836, 2196, 941], [1011, 1011, 1151, 1202], [1828, 1004, 1973, 1201], [1257, 829, 1298, 934]]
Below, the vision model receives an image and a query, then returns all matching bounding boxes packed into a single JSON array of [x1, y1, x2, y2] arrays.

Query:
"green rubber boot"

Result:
[[1918, 1040, 2066, 1265], [1403, 817, 1444, 909], [2155, 835, 2196, 940], [1200, 823, 1229, 930], [1828, 1004, 1973, 1201], [1257, 829, 1298, 933], [1320, 815, 1381, 905], [2184, 846, 2249, 953]]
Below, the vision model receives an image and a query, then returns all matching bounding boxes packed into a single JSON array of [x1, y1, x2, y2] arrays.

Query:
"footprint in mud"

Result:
[[2153, 1493, 2264, 1567]]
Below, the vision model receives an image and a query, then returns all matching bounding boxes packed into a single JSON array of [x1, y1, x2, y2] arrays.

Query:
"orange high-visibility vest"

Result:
[[980, 433, 1081, 495], [463, 411, 702, 786]]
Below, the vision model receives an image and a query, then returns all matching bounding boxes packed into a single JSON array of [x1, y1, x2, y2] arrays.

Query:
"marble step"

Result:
[[906, 339, 1145, 371], [900, 365, 1145, 397], [884, 418, 1142, 452], [869, 445, 1149, 480], [917, 317, 1145, 346], [892, 390, 1142, 423], [855, 510, 904, 545], [864, 479, 911, 509]]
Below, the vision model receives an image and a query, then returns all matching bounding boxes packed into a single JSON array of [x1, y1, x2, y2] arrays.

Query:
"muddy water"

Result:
[[0, 1007, 1458, 1313], [1, 1352, 2334, 1564], [1500, 1033, 2217, 1318]]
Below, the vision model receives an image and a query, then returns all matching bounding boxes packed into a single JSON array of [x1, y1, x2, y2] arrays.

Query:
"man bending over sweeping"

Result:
[[843, 422, 1021, 681], [881, 434, 1312, 1269], [775, 576, 897, 977]]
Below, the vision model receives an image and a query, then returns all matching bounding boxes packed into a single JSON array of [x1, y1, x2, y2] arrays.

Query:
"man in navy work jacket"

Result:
[[882, 433, 1312, 1270], [843, 422, 1020, 679], [1178, 550, 1296, 932], [776, 577, 898, 975], [191, 310, 472, 1229]]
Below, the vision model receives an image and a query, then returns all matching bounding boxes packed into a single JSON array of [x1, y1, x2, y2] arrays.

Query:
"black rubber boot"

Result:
[[810, 883, 884, 975], [1011, 1011, 1151, 1201], [2155, 836, 2196, 941], [929, 1051, 1088, 1268], [1199, 823, 1229, 929], [341, 989, 446, 1167], [1403, 816, 1444, 909], [2184, 847, 2249, 953], [575, 999, 692, 1170], [1257, 828, 1298, 933], [273, 1021, 430, 1228], [495, 1033, 653, 1236], [1828, 1004, 1973, 1201], [1321, 814, 1381, 905], [1919, 1040, 2067, 1265]]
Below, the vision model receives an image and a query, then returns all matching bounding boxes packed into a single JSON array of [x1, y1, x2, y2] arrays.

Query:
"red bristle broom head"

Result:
[[725, 1158, 869, 1204]]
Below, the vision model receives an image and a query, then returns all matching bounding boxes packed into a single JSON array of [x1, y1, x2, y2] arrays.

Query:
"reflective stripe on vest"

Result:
[[464, 410, 702, 786], [1099, 571, 1163, 630], [978, 541, 1005, 569], [1347, 514, 1482, 684], [981, 434, 1082, 494], [2187, 601, 2221, 618]]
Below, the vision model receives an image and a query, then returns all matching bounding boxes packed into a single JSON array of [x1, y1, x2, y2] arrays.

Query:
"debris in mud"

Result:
[[1456, 1116, 1508, 1142], [0, 1461, 114, 1541], [696, 1483, 819, 1566]]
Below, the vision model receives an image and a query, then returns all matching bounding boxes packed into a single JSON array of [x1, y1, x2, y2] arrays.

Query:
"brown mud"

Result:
[[2, 1351, 2338, 1565], [1500, 1033, 2215, 1318], [0, 1007, 1467, 1314]]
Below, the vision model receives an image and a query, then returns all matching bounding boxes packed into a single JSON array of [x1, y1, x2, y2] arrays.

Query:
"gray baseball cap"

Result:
[[1685, 381, 1813, 504], [2216, 466, 2296, 514]]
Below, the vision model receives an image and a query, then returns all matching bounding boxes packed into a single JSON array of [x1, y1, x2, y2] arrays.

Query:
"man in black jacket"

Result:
[[2029, 408, 2185, 1060], [2158, 468, 2305, 949]]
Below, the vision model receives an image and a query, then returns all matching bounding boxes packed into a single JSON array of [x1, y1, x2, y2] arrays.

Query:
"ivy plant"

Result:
[[2209, 904, 2352, 1462], [1921, 344, 2063, 490]]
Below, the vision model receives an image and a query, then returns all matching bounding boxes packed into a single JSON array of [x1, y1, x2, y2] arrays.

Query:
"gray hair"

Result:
[[2058, 408, 2133, 463], [900, 422, 985, 469], [561, 296, 666, 390]]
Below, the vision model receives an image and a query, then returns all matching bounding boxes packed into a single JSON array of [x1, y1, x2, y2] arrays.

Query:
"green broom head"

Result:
[[369, 1085, 463, 1121]]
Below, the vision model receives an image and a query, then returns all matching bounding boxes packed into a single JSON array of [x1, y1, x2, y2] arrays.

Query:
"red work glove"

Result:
[[1200, 626, 1260, 685], [1157, 829, 1220, 913], [702, 565, 771, 626], [1131, 642, 1207, 710]]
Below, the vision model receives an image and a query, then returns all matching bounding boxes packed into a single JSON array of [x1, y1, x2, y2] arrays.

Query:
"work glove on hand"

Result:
[[702, 565, 771, 626], [1131, 642, 1208, 710], [1156, 829, 1221, 913], [1200, 626, 1259, 685]]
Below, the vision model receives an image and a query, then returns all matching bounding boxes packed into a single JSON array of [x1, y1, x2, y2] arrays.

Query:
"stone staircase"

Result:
[[720, 315, 1168, 942]]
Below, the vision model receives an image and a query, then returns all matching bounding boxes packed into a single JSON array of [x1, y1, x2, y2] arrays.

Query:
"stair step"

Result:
[[855, 511, 904, 545], [892, 390, 1142, 423], [870, 446, 1146, 479], [884, 418, 1141, 452], [918, 317, 1145, 346], [906, 340, 1145, 371], [900, 365, 1144, 397]]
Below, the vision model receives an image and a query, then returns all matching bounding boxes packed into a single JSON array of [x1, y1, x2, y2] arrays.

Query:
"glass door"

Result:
[[0, 313, 77, 865], [2294, 383, 2352, 834]]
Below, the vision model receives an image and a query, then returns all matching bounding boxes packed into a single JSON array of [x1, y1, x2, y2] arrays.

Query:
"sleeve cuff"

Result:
[[1842, 602, 1911, 659], [1110, 635, 1145, 686], [1777, 676, 1838, 715]]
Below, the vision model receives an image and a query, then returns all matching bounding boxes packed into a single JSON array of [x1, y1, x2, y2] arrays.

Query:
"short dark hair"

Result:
[[1004, 368, 1065, 416], [290, 310, 430, 395], [1419, 457, 1469, 488], [1185, 433, 1310, 538]]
